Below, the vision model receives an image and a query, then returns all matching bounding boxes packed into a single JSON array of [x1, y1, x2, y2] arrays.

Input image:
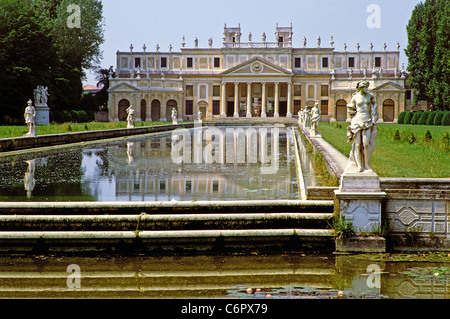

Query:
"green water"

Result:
[[0, 253, 448, 299]]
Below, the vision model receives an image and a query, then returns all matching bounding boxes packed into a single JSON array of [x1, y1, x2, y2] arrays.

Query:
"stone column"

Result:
[[234, 82, 239, 118], [287, 82, 293, 118], [261, 82, 267, 118], [220, 82, 227, 118], [246, 82, 252, 118], [274, 82, 280, 118]]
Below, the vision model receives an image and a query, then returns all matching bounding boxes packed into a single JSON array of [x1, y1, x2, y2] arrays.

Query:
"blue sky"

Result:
[[84, 0, 423, 85]]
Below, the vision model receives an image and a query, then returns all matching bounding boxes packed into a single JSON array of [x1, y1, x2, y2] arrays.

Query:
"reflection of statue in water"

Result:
[[126, 105, 135, 128], [310, 100, 321, 136], [345, 81, 379, 173], [24, 159, 36, 198], [24, 100, 36, 137]]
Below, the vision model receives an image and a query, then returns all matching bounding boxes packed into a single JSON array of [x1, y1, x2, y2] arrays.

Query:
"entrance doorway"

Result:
[[383, 99, 395, 122], [336, 99, 347, 122], [227, 102, 234, 117], [151, 99, 161, 121], [118, 99, 130, 121], [166, 99, 178, 121]]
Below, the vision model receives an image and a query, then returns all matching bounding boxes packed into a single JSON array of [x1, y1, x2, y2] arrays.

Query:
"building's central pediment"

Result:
[[108, 82, 140, 93], [220, 57, 292, 77]]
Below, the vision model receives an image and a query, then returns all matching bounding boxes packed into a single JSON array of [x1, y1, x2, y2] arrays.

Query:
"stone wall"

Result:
[[381, 178, 450, 251]]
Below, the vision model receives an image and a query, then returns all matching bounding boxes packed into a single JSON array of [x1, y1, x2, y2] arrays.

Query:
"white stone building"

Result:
[[108, 24, 411, 123]]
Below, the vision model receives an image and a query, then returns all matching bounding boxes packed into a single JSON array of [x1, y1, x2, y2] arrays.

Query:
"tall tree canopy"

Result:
[[0, 0, 104, 123], [405, 0, 450, 109]]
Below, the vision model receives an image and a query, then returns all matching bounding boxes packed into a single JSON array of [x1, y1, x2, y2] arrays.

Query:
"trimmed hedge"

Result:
[[397, 111, 407, 124], [404, 111, 414, 124], [442, 112, 450, 126], [434, 111, 445, 126], [411, 111, 423, 125], [426, 111, 437, 125], [418, 111, 430, 125]]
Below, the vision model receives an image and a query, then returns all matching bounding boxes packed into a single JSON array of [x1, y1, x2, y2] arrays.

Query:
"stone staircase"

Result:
[[0, 200, 335, 254]]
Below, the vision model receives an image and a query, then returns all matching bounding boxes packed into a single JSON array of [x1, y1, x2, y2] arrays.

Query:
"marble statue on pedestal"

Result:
[[345, 81, 378, 173], [197, 111, 203, 123], [172, 108, 178, 125], [310, 100, 321, 137], [24, 100, 36, 137], [126, 105, 135, 128]]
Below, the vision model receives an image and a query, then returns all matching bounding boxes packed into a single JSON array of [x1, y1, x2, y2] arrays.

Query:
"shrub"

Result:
[[62, 111, 72, 122], [418, 111, 430, 125], [434, 111, 445, 126], [393, 130, 400, 141], [426, 111, 437, 125], [404, 111, 414, 124], [442, 112, 450, 126], [443, 132, 450, 150], [408, 132, 417, 144], [411, 111, 423, 125], [424, 130, 432, 142], [397, 111, 407, 124]]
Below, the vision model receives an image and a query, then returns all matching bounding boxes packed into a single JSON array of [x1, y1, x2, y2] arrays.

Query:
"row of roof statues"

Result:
[[132, 36, 399, 52]]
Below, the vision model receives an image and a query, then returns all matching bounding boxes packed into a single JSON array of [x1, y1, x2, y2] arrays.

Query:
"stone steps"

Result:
[[0, 200, 336, 254]]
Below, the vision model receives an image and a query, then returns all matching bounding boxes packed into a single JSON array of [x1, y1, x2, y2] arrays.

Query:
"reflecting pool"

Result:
[[0, 254, 448, 299], [0, 126, 316, 202]]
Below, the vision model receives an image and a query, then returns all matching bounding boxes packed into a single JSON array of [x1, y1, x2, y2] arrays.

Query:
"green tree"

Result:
[[405, 0, 450, 110], [0, 0, 57, 123], [0, 0, 105, 122]]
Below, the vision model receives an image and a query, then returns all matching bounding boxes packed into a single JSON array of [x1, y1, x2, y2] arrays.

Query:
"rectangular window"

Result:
[[321, 85, 329, 97], [186, 85, 194, 97], [135, 58, 141, 68], [160, 57, 167, 68], [187, 57, 193, 68], [348, 57, 355, 68], [322, 57, 329, 68], [294, 85, 302, 96], [321, 100, 329, 115], [406, 90, 412, 100], [375, 57, 381, 68], [213, 100, 220, 115], [213, 85, 220, 97], [294, 57, 301, 68], [214, 57, 220, 68], [185, 100, 193, 115]]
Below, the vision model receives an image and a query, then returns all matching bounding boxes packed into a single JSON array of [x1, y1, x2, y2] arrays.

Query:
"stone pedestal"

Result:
[[334, 170, 386, 252], [35, 104, 50, 125]]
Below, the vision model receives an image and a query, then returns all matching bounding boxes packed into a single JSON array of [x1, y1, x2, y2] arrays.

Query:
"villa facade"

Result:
[[108, 24, 413, 123]]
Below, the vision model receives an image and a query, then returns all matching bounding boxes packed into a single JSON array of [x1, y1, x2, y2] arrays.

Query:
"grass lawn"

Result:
[[0, 121, 175, 139], [319, 122, 449, 178]]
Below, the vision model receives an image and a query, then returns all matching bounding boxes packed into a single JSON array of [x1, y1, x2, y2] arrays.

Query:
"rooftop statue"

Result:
[[345, 81, 378, 173]]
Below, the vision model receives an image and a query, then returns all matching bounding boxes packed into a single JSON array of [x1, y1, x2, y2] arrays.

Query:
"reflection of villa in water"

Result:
[[102, 127, 298, 201], [1, 127, 300, 201]]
